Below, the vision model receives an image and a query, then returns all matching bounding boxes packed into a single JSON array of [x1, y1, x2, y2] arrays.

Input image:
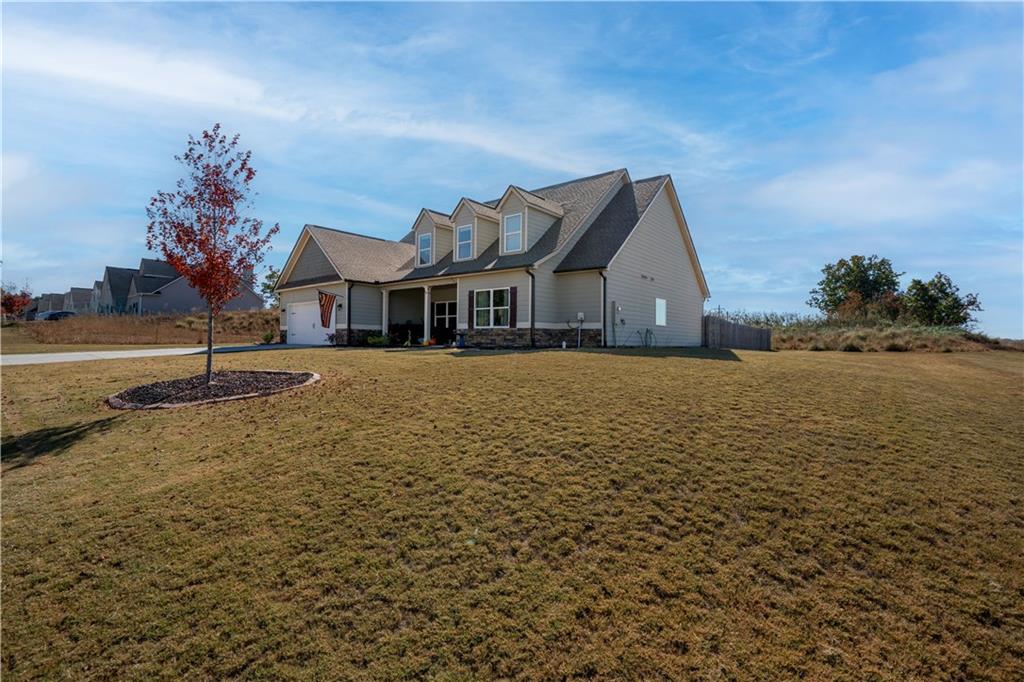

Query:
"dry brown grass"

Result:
[[19, 310, 278, 347], [772, 324, 1024, 353], [2, 348, 1022, 679]]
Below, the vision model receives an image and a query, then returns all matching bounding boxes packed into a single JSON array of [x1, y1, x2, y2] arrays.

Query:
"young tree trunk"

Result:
[[205, 304, 214, 385]]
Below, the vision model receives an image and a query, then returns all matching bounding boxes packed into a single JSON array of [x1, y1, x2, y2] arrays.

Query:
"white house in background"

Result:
[[275, 169, 709, 347]]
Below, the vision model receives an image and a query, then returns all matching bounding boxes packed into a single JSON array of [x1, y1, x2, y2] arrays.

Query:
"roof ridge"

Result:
[[307, 224, 405, 245], [528, 168, 625, 193], [631, 173, 670, 185]]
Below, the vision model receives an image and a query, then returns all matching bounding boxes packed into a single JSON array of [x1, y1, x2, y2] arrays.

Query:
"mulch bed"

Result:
[[108, 370, 319, 409]]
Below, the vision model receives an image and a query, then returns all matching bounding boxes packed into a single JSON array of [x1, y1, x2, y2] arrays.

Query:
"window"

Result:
[[474, 288, 510, 328], [503, 213, 522, 252], [418, 232, 432, 266], [456, 225, 473, 260], [655, 298, 667, 326]]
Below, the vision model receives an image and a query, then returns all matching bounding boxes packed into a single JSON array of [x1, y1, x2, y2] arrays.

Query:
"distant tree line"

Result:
[[807, 255, 981, 327]]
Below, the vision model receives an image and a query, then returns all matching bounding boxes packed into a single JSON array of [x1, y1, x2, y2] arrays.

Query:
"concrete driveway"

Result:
[[1, 344, 316, 366]]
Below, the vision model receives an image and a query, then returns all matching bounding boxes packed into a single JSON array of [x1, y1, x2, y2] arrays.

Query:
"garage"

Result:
[[287, 301, 334, 345]]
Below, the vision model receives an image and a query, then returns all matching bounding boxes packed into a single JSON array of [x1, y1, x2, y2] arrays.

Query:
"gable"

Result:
[[279, 231, 340, 287]]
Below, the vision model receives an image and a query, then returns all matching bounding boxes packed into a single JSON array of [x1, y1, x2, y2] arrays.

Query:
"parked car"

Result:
[[37, 310, 76, 321]]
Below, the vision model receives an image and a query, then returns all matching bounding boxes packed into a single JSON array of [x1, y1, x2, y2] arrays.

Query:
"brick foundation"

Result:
[[462, 327, 602, 349], [332, 328, 383, 346], [533, 328, 602, 348], [279, 330, 287, 344]]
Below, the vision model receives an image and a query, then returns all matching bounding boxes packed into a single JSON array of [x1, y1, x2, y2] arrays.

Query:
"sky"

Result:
[[2, 2, 1022, 337]]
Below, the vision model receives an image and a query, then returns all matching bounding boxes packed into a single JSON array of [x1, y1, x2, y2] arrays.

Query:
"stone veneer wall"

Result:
[[463, 327, 602, 348]]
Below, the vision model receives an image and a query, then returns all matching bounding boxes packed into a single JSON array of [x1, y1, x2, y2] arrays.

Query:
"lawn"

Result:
[[0, 325, 194, 355], [2, 348, 1022, 679]]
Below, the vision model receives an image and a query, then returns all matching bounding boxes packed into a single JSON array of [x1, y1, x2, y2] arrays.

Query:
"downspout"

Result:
[[599, 270, 608, 347], [346, 281, 353, 346], [527, 268, 536, 347]]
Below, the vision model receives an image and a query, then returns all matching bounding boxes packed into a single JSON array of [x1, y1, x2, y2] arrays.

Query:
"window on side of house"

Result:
[[474, 287, 510, 328], [418, 232, 432, 266], [456, 225, 472, 260], [655, 297, 667, 326], [503, 213, 522, 252]]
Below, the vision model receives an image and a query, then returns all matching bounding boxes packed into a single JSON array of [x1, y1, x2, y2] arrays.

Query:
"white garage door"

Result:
[[288, 301, 333, 345]]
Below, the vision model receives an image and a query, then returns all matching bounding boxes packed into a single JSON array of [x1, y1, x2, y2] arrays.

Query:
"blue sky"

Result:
[[2, 2, 1022, 336]]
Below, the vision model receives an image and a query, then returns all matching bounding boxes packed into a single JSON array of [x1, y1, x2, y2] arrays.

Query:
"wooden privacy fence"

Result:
[[702, 315, 772, 351]]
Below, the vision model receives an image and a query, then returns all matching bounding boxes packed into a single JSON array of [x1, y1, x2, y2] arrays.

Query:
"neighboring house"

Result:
[[275, 168, 708, 347], [97, 266, 138, 314], [63, 288, 92, 314], [24, 297, 40, 320], [36, 293, 67, 314], [89, 281, 103, 314], [124, 258, 263, 315]]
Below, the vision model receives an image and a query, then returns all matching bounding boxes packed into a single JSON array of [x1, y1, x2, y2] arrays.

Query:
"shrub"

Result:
[[884, 342, 908, 352], [261, 330, 275, 345], [840, 342, 862, 352], [366, 335, 389, 346]]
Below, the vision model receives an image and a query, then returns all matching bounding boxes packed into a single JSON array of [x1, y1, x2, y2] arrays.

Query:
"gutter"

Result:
[[527, 269, 536, 347], [600, 270, 608, 348]]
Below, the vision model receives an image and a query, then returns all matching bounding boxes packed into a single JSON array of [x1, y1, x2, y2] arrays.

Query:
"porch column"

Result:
[[381, 288, 389, 337], [423, 285, 431, 343]]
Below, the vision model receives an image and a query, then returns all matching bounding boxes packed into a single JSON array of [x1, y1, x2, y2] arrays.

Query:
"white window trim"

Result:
[[502, 213, 523, 254], [455, 224, 473, 261], [434, 300, 456, 327], [418, 232, 432, 267], [655, 297, 667, 326], [474, 287, 511, 328]]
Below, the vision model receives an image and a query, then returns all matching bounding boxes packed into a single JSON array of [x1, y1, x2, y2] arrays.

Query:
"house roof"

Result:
[[138, 258, 179, 279], [452, 197, 501, 223], [104, 266, 138, 300], [554, 175, 668, 273], [93, 281, 103, 290], [281, 168, 702, 288], [66, 288, 92, 305], [131, 274, 175, 295]]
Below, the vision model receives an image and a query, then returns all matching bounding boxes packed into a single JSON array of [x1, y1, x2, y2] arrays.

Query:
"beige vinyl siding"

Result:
[[388, 289, 421, 325], [499, 195, 526, 255], [605, 189, 703, 346], [476, 217, 499, 256], [279, 283, 347, 329], [350, 284, 382, 328], [413, 215, 436, 267], [452, 205, 476, 260], [554, 271, 602, 326], [283, 236, 335, 285], [526, 208, 557, 252], [435, 225, 453, 261], [531, 173, 626, 326], [456, 270, 531, 328]]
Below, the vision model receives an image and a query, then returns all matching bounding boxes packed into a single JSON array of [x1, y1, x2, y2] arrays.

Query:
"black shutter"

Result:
[[468, 290, 474, 329], [509, 286, 517, 328]]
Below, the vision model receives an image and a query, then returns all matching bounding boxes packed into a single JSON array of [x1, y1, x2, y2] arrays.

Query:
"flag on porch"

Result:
[[317, 290, 336, 328]]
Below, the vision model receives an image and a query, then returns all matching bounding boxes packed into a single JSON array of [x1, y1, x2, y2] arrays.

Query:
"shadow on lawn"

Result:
[[452, 347, 742, 361], [2, 416, 121, 471]]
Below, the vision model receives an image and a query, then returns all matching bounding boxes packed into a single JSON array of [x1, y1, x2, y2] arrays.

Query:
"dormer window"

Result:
[[456, 225, 473, 260], [503, 213, 522, 252], [418, 232, 432, 266]]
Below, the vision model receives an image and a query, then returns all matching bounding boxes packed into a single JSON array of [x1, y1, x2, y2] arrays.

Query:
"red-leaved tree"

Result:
[[146, 124, 279, 383], [1, 282, 33, 320]]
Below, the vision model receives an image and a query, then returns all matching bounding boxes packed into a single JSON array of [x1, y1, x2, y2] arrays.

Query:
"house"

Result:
[[275, 169, 708, 347], [35, 293, 67, 314], [89, 281, 103, 314], [63, 288, 92, 314], [97, 266, 138, 314], [124, 258, 262, 315]]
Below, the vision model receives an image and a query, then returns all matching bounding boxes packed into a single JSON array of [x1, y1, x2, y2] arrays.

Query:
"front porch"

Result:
[[382, 283, 458, 345]]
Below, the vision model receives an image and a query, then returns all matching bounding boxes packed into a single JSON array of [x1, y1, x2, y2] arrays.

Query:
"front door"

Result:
[[433, 301, 456, 344]]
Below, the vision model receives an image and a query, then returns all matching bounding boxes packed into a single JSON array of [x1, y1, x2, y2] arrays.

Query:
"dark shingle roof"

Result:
[[139, 258, 179, 279], [105, 266, 138, 300], [66, 287, 92, 305], [555, 176, 668, 273], [302, 226, 415, 283], [131, 274, 174, 295]]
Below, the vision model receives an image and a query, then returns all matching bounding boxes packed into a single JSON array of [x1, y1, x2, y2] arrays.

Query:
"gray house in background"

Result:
[[275, 168, 709, 347], [97, 266, 138, 314], [124, 258, 262, 315], [63, 288, 92, 314], [35, 293, 67, 314], [89, 281, 103, 314]]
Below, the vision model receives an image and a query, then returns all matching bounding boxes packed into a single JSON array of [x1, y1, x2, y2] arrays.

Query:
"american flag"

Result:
[[318, 291, 336, 328]]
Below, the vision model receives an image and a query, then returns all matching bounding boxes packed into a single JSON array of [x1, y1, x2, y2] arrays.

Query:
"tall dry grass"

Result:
[[22, 311, 278, 346]]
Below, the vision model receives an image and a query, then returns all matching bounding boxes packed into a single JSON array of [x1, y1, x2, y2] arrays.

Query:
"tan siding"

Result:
[[435, 225, 453, 261], [283, 237, 335, 285], [456, 270, 531, 328], [350, 284, 382, 328], [452, 205, 475, 261], [555, 271, 602, 326], [526, 208, 556, 251], [606, 189, 703, 346], [476, 217, 499, 256]]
